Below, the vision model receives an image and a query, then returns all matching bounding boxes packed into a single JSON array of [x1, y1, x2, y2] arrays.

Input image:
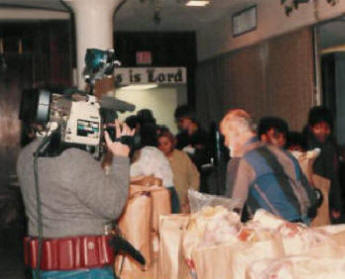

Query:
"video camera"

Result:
[[19, 49, 135, 157]]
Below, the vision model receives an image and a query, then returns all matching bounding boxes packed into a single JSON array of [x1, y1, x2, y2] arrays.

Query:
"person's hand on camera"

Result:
[[104, 120, 134, 157]]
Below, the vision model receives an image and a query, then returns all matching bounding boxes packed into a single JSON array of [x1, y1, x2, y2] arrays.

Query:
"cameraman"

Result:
[[17, 120, 134, 279]]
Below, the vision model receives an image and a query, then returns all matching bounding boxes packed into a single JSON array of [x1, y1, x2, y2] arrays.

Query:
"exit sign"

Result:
[[136, 51, 152, 65]]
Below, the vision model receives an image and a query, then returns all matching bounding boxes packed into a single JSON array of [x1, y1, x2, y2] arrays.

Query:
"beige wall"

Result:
[[116, 86, 187, 134], [197, 0, 345, 61], [317, 0, 345, 21]]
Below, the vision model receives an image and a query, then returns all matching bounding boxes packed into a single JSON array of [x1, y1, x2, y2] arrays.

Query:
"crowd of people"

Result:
[[255, 106, 343, 223], [108, 104, 344, 224], [123, 107, 206, 214], [15, 101, 345, 278]]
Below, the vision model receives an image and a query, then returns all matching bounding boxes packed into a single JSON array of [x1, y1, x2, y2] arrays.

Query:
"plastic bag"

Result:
[[248, 256, 345, 279], [187, 189, 242, 213], [251, 209, 338, 256], [182, 206, 242, 279], [130, 147, 174, 187], [190, 219, 284, 279]]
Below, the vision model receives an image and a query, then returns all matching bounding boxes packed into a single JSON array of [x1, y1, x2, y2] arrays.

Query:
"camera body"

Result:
[[20, 89, 102, 151], [19, 48, 135, 156], [61, 94, 101, 147]]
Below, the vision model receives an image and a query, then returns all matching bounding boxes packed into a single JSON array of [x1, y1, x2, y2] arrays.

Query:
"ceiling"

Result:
[[0, 0, 257, 31]]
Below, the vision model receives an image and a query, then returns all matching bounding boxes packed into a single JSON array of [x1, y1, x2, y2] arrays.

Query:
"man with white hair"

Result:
[[220, 109, 317, 223]]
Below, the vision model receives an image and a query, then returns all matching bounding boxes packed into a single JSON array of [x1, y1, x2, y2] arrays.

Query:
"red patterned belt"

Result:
[[24, 235, 114, 270]]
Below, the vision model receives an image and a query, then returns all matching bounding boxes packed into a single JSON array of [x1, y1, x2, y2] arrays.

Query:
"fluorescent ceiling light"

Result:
[[119, 84, 158, 90], [185, 0, 209, 6]]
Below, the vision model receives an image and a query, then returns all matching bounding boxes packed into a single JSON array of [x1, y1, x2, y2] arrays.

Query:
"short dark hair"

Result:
[[286, 131, 306, 150], [136, 109, 156, 126], [308, 106, 333, 130], [174, 105, 196, 121], [140, 123, 158, 147], [258, 116, 289, 137], [125, 115, 138, 129]]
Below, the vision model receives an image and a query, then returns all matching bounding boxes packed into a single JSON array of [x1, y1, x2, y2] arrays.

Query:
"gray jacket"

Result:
[[17, 139, 129, 238]]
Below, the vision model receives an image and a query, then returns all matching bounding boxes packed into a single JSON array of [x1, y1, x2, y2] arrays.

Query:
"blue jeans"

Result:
[[32, 267, 115, 279]]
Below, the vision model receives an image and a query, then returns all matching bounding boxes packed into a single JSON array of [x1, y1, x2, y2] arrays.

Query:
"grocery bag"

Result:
[[311, 174, 330, 227], [115, 182, 172, 279], [158, 214, 190, 279], [116, 185, 153, 273]]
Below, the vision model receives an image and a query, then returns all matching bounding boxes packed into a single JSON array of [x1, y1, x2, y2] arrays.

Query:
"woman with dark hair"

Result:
[[130, 121, 180, 213], [158, 129, 200, 213], [304, 106, 343, 223], [136, 109, 156, 127]]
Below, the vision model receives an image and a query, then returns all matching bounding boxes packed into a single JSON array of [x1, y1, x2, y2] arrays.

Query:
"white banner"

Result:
[[114, 67, 187, 85]]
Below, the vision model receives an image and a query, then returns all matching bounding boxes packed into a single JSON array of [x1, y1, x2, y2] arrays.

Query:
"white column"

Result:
[[64, 0, 122, 89]]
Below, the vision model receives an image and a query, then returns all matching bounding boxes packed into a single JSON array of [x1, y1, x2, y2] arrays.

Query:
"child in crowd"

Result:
[[286, 131, 306, 152], [257, 116, 289, 149]]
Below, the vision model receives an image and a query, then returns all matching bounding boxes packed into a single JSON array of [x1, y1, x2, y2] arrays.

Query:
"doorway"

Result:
[[318, 17, 345, 146]]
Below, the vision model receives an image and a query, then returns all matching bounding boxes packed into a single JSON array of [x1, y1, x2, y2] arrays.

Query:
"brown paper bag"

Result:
[[151, 187, 172, 261], [151, 187, 172, 234], [158, 214, 190, 279], [115, 183, 172, 279], [248, 255, 345, 279], [291, 149, 321, 182], [331, 231, 345, 246], [128, 181, 171, 235], [130, 183, 171, 256], [311, 174, 330, 227], [192, 243, 234, 279], [281, 226, 343, 258], [116, 187, 153, 273], [231, 237, 285, 279], [192, 236, 284, 279], [320, 224, 345, 247]]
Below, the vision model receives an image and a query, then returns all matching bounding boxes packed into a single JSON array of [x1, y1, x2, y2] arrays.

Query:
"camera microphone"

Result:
[[99, 96, 135, 113]]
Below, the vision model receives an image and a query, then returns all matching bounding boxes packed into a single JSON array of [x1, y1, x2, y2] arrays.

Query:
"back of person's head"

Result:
[[257, 116, 289, 148], [137, 109, 156, 126], [174, 105, 196, 122], [174, 105, 198, 132], [308, 106, 333, 130], [125, 115, 139, 130], [220, 109, 255, 136], [140, 123, 158, 147], [286, 131, 306, 151], [258, 117, 289, 138]]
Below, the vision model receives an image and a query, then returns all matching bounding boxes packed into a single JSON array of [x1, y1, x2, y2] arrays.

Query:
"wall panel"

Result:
[[196, 27, 314, 131], [267, 28, 314, 130]]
